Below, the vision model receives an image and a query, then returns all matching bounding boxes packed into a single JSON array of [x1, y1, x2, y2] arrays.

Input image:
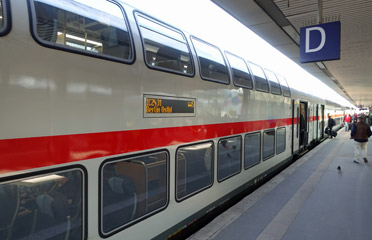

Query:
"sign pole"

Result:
[[318, 0, 323, 24]]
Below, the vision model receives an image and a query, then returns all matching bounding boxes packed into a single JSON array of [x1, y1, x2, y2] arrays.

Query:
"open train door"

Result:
[[291, 99, 295, 154], [321, 105, 325, 138], [299, 101, 308, 148], [316, 104, 319, 139]]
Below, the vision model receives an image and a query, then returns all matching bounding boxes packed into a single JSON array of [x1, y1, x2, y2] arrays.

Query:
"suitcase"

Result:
[[330, 130, 337, 137]]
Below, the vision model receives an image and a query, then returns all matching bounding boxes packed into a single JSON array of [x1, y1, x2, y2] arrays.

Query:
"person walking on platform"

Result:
[[327, 114, 336, 138], [351, 116, 372, 163], [343, 113, 351, 131]]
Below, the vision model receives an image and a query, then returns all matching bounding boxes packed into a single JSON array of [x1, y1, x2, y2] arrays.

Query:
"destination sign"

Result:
[[144, 95, 196, 118]]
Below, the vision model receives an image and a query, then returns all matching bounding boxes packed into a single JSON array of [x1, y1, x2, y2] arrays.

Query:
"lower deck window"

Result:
[[0, 169, 84, 240], [176, 142, 214, 201], [218, 136, 241, 181], [101, 151, 168, 235], [244, 132, 261, 169], [276, 127, 286, 154], [263, 129, 275, 160]]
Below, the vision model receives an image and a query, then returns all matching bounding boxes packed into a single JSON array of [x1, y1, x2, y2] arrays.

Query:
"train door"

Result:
[[321, 105, 325, 138], [316, 104, 319, 139], [299, 101, 308, 148], [291, 99, 295, 154]]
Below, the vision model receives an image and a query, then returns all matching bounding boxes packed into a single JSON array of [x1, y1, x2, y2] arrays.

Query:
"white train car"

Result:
[[0, 0, 347, 239]]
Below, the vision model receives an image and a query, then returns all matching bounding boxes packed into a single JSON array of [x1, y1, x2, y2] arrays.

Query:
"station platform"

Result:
[[188, 129, 372, 240]]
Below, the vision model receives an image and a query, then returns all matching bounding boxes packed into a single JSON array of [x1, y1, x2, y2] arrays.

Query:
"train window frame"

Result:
[[0, 0, 11, 36], [264, 69, 282, 95], [244, 131, 262, 170], [0, 165, 87, 240], [276, 74, 291, 97], [28, 0, 135, 64], [247, 61, 269, 93], [225, 51, 254, 89], [276, 127, 286, 154], [99, 150, 169, 237], [190, 36, 230, 85], [263, 129, 275, 160], [134, 12, 195, 77], [217, 136, 242, 182], [175, 141, 214, 202]]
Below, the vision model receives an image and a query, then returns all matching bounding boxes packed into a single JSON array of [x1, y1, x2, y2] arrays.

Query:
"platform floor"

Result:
[[188, 129, 372, 240]]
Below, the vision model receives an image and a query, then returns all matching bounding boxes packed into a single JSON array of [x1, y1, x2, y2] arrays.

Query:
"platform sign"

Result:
[[300, 21, 341, 63]]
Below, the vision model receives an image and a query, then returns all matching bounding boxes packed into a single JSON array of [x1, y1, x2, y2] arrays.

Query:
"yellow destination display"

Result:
[[144, 95, 195, 117]]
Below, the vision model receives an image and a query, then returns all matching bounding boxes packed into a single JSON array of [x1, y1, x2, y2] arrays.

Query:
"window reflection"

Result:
[[263, 130, 275, 160], [226, 53, 253, 89], [0, 170, 84, 240], [218, 136, 241, 181], [244, 132, 261, 169], [192, 37, 229, 83], [33, 0, 133, 61], [137, 14, 194, 75], [101, 152, 168, 234]]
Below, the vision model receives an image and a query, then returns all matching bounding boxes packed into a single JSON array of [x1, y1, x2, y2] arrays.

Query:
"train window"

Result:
[[247, 62, 269, 92], [276, 74, 291, 97], [244, 132, 261, 169], [30, 0, 133, 62], [0, 0, 9, 35], [225, 52, 253, 89], [176, 142, 214, 201], [0, 169, 84, 240], [264, 69, 282, 95], [0, 1, 3, 30], [136, 14, 194, 75], [101, 151, 168, 235], [276, 127, 286, 154], [218, 136, 242, 182], [191, 37, 230, 84], [263, 129, 275, 160]]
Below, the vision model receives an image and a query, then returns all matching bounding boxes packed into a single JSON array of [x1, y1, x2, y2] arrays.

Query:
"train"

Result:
[[0, 0, 351, 239]]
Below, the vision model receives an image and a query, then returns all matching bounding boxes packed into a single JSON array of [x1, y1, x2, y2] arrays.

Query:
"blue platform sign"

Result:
[[300, 21, 341, 63]]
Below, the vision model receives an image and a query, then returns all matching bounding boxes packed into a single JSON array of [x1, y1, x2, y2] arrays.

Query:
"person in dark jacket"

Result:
[[327, 114, 336, 138], [351, 116, 372, 163]]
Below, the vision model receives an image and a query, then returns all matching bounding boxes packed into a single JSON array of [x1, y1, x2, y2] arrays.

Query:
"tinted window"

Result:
[[101, 151, 168, 235], [263, 130, 275, 160], [226, 52, 253, 89], [191, 37, 229, 84], [244, 132, 261, 169], [264, 69, 282, 95], [0, 0, 3, 30], [276, 127, 286, 154], [276, 74, 291, 97], [218, 136, 242, 181], [176, 142, 214, 201], [31, 0, 133, 62], [0, 169, 84, 240], [248, 62, 269, 92], [136, 14, 193, 75], [0, 0, 8, 35]]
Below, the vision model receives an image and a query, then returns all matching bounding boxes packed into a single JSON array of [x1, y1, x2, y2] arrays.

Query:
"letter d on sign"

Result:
[[305, 27, 326, 53], [300, 21, 340, 63]]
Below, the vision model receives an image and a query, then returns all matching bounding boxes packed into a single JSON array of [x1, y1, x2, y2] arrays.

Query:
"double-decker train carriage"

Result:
[[0, 0, 348, 239]]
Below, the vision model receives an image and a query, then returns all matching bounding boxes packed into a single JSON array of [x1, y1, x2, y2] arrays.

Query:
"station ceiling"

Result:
[[212, 0, 372, 108]]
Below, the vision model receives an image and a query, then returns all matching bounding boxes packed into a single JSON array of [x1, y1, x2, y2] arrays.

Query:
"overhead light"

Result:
[[330, 77, 336, 80], [0, 16, 3, 19], [57, 32, 102, 46], [315, 61, 326, 69]]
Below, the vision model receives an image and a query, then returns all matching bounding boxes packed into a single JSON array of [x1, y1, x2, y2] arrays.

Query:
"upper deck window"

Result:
[[136, 13, 194, 75], [276, 74, 291, 97], [247, 62, 269, 92], [264, 69, 282, 95], [30, 0, 133, 62], [191, 37, 229, 84], [225, 52, 253, 89], [0, 1, 3, 29]]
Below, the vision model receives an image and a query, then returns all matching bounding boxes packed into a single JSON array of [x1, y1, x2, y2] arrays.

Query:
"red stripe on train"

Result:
[[0, 118, 293, 174]]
